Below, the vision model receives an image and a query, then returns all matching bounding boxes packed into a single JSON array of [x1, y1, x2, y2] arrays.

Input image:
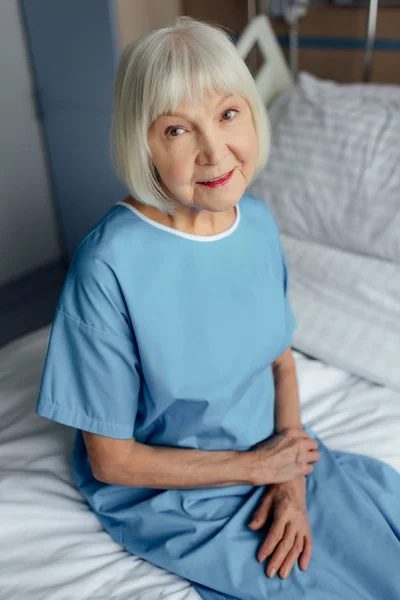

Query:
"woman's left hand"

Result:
[[248, 475, 312, 580]]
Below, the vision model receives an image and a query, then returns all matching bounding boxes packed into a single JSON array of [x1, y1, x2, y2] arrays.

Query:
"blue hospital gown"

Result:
[[36, 194, 400, 600]]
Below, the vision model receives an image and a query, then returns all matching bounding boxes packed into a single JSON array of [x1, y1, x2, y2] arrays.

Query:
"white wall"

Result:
[[0, 0, 62, 287]]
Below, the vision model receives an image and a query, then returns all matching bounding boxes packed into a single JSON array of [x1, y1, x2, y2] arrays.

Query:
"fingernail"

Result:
[[259, 554, 266, 563], [269, 568, 276, 578]]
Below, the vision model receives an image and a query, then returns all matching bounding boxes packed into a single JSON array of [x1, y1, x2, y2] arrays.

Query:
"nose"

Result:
[[196, 124, 227, 166]]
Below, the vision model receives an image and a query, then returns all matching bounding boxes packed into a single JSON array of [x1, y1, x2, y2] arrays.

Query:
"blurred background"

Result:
[[1, 0, 399, 348]]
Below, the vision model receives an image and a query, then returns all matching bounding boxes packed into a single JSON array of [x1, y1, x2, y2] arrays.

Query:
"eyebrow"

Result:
[[160, 95, 237, 119]]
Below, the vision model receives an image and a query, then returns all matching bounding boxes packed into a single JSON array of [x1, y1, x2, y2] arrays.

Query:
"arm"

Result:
[[84, 349, 308, 490], [272, 347, 302, 434], [83, 432, 254, 489], [270, 345, 309, 553], [249, 348, 313, 581]]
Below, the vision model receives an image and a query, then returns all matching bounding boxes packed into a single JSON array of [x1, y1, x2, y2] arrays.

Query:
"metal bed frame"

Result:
[[246, 0, 379, 82]]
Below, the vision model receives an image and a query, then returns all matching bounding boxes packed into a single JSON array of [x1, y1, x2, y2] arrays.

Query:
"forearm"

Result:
[[272, 351, 307, 491], [273, 349, 302, 433], [98, 440, 255, 489]]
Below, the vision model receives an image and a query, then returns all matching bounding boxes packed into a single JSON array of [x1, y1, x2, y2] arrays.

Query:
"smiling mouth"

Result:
[[197, 169, 235, 187]]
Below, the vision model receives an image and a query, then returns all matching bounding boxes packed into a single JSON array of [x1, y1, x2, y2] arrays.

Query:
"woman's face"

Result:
[[148, 90, 258, 213]]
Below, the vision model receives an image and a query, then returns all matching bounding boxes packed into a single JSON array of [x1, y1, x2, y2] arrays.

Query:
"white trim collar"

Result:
[[115, 200, 241, 242]]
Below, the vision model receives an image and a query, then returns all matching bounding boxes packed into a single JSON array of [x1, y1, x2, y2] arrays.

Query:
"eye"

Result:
[[166, 127, 185, 138], [221, 109, 238, 121]]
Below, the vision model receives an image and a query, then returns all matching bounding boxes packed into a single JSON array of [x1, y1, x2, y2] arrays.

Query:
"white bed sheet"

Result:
[[0, 325, 399, 600]]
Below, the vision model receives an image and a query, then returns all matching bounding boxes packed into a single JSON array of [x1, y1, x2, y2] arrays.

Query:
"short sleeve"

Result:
[[36, 255, 140, 439], [281, 246, 297, 342]]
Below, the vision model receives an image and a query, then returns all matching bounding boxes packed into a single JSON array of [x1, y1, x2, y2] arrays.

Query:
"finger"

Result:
[[248, 494, 273, 530], [301, 464, 314, 477], [278, 534, 304, 579], [307, 450, 321, 464], [266, 523, 296, 578], [299, 533, 313, 571], [257, 516, 286, 562], [306, 439, 319, 451]]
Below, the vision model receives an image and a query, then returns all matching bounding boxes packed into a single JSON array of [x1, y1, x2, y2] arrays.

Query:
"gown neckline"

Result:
[[115, 200, 241, 242]]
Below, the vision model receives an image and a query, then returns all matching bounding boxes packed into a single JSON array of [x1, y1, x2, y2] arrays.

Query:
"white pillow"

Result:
[[250, 72, 400, 264], [282, 233, 400, 392]]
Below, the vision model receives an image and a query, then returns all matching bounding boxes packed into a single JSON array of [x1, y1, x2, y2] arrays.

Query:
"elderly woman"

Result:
[[36, 16, 400, 600]]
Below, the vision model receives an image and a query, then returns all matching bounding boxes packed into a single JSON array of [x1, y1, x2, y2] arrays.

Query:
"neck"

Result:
[[123, 196, 237, 237]]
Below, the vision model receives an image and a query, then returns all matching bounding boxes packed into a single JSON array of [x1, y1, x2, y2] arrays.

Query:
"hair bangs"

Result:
[[145, 33, 248, 126]]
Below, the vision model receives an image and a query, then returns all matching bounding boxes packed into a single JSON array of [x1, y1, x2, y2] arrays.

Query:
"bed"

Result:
[[1, 14, 399, 600]]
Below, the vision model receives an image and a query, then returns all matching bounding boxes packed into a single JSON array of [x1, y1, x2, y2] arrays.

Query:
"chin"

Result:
[[194, 185, 247, 212], [195, 194, 239, 213]]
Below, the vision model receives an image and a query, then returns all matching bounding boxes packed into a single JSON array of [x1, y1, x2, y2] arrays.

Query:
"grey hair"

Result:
[[111, 16, 271, 213]]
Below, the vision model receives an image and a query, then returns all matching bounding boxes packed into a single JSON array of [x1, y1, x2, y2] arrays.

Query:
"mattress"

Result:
[[0, 325, 399, 600]]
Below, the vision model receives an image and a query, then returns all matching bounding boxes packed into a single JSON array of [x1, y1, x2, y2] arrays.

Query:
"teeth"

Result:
[[198, 170, 233, 184], [207, 173, 226, 183]]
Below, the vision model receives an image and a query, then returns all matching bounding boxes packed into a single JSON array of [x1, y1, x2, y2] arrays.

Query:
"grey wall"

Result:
[[0, 0, 62, 287], [21, 0, 127, 260]]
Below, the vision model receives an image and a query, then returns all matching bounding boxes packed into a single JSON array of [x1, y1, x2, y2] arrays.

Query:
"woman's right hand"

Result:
[[249, 428, 320, 486]]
